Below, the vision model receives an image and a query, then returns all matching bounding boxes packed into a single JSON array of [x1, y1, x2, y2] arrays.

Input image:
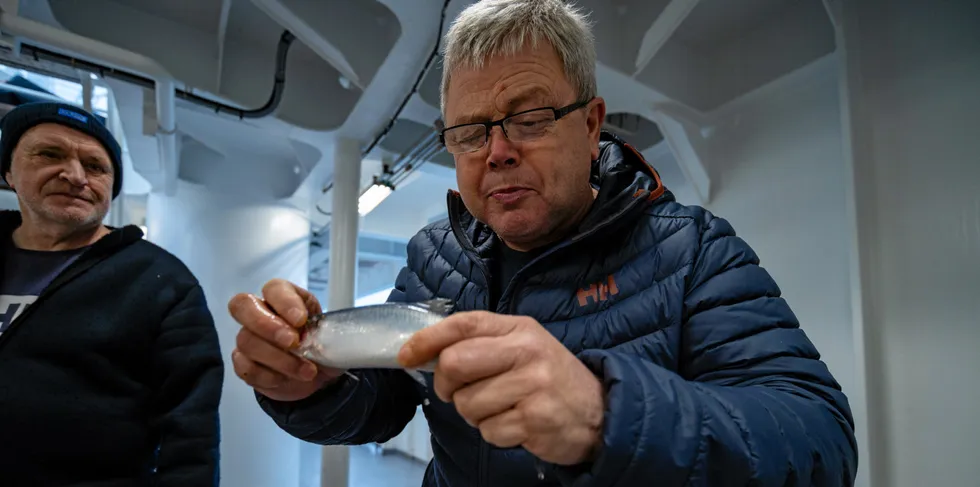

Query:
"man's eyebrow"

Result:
[[28, 142, 66, 154], [503, 88, 552, 113], [450, 88, 554, 126]]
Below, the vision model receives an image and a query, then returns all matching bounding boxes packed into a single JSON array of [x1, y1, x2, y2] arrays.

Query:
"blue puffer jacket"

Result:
[[258, 132, 858, 486]]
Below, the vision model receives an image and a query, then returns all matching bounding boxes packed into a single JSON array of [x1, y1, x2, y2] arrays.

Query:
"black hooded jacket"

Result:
[[0, 211, 223, 487]]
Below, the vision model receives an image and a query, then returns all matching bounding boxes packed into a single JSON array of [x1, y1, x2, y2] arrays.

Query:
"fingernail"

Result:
[[287, 308, 305, 326], [275, 328, 296, 348]]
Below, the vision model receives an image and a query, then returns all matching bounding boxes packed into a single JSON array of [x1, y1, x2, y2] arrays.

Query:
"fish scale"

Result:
[[294, 298, 454, 372]]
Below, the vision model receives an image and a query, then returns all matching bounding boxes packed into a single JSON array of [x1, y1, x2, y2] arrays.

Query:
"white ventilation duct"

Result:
[[0, 12, 179, 196]]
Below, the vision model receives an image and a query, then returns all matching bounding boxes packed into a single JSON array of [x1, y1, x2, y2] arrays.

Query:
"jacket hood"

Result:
[[447, 131, 673, 254], [0, 210, 144, 257]]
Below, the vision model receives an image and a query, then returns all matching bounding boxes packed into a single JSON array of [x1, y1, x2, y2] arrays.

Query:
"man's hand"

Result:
[[398, 311, 605, 466], [228, 279, 344, 402]]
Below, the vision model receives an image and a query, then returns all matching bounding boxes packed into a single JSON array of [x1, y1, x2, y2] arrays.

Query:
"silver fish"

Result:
[[294, 298, 454, 372]]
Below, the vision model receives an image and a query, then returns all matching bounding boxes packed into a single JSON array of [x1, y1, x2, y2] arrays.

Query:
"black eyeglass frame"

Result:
[[439, 98, 594, 154]]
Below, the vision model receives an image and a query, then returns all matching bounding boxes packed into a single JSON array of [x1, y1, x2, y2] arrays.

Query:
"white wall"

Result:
[[648, 52, 867, 482], [0, 189, 18, 211], [146, 182, 311, 487], [701, 54, 857, 395], [840, 2, 980, 486], [685, 2, 980, 484]]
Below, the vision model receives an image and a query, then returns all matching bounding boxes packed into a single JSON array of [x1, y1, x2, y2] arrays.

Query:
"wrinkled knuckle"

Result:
[[515, 331, 540, 354], [518, 316, 538, 328], [431, 375, 451, 400], [293, 359, 309, 377], [452, 392, 473, 418], [234, 357, 254, 380], [522, 400, 555, 428], [235, 330, 254, 352], [529, 363, 554, 387], [478, 421, 500, 444], [439, 348, 466, 377]]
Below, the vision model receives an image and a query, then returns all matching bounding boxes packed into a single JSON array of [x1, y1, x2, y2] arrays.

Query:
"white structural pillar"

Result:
[[146, 182, 311, 487], [319, 136, 362, 487]]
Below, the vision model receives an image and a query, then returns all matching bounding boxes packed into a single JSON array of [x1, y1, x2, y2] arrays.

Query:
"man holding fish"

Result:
[[229, 0, 859, 485]]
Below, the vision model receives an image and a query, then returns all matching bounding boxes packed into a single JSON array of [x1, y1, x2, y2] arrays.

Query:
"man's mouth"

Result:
[[490, 186, 531, 204], [51, 193, 91, 203]]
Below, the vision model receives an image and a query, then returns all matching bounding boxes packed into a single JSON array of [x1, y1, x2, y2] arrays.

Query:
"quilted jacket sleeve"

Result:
[[556, 214, 858, 487], [256, 267, 422, 445]]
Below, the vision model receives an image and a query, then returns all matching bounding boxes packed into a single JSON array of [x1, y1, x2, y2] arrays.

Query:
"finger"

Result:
[[477, 408, 528, 449], [232, 349, 290, 390], [399, 311, 520, 368], [228, 293, 299, 349], [262, 278, 319, 328], [451, 364, 541, 424], [236, 329, 318, 381], [304, 290, 323, 316], [432, 336, 521, 402]]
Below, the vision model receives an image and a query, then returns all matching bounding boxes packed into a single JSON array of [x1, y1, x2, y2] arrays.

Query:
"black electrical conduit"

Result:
[[315, 0, 452, 228], [18, 30, 296, 120], [359, 0, 452, 158]]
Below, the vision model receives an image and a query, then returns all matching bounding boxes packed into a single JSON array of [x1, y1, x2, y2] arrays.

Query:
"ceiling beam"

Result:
[[822, 0, 843, 31], [650, 107, 711, 205], [215, 0, 233, 91], [634, 0, 700, 76], [248, 0, 363, 90]]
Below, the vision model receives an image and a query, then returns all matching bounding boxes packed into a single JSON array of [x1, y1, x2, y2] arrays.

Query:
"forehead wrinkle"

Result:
[[26, 130, 107, 159]]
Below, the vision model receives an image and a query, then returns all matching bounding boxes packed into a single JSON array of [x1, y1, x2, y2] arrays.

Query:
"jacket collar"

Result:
[[0, 210, 144, 256], [447, 131, 673, 255]]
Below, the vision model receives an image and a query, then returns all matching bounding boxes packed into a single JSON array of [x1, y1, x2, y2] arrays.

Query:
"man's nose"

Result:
[[60, 158, 88, 186], [485, 126, 519, 169]]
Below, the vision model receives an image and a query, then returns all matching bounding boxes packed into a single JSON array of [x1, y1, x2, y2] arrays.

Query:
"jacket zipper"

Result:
[[0, 234, 123, 352], [498, 193, 653, 313], [446, 189, 657, 485], [446, 193, 492, 487]]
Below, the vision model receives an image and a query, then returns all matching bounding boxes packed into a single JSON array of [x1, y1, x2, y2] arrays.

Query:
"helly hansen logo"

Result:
[[576, 275, 619, 306], [0, 295, 37, 335]]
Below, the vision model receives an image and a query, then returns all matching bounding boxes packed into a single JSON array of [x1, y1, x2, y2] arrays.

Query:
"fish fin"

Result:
[[304, 312, 327, 327], [404, 369, 428, 387], [417, 297, 455, 315]]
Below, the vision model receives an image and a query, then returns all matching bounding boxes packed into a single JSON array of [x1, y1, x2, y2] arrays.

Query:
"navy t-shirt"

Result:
[[0, 235, 88, 335]]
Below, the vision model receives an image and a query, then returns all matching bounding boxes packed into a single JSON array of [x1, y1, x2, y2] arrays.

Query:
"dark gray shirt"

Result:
[[0, 236, 87, 334]]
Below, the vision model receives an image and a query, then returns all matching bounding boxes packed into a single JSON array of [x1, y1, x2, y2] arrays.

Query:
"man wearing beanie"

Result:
[[0, 102, 224, 486]]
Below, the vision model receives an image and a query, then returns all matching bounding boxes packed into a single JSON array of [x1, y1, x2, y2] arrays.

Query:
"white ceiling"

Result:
[[8, 0, 835, 247]]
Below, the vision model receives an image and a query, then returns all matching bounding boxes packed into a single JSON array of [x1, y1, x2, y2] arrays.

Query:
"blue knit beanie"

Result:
[[0, 102, 123, 199]]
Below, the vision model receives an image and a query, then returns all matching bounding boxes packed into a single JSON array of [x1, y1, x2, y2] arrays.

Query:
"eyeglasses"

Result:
[[439, 99, 593, 154]]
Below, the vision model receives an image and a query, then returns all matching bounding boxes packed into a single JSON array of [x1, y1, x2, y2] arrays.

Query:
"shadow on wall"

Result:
[[177, 134, 322, 202]]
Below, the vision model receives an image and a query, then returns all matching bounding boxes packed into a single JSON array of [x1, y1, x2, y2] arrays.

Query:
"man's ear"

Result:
[[586, 97, 606, 161], [3, 171, 12, 191]]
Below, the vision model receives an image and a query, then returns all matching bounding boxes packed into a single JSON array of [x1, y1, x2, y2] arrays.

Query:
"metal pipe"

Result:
[[0, 12, 179, 197], [16, 30, 296, 120], [389, 143, 442, 188], [81, 73, 93, 111], [390, 131, 437, 175], [361, 0, 453, 157], [0, 13, 172, 79], [0, 80, 86, 105], [155, 79, 178, 196]]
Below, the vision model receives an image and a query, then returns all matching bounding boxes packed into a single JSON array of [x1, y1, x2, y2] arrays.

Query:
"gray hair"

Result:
[[439, 0, 597, 115]]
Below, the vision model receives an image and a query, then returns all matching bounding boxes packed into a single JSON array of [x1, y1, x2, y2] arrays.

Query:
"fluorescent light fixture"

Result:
[[358, 182, 393, 216]]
